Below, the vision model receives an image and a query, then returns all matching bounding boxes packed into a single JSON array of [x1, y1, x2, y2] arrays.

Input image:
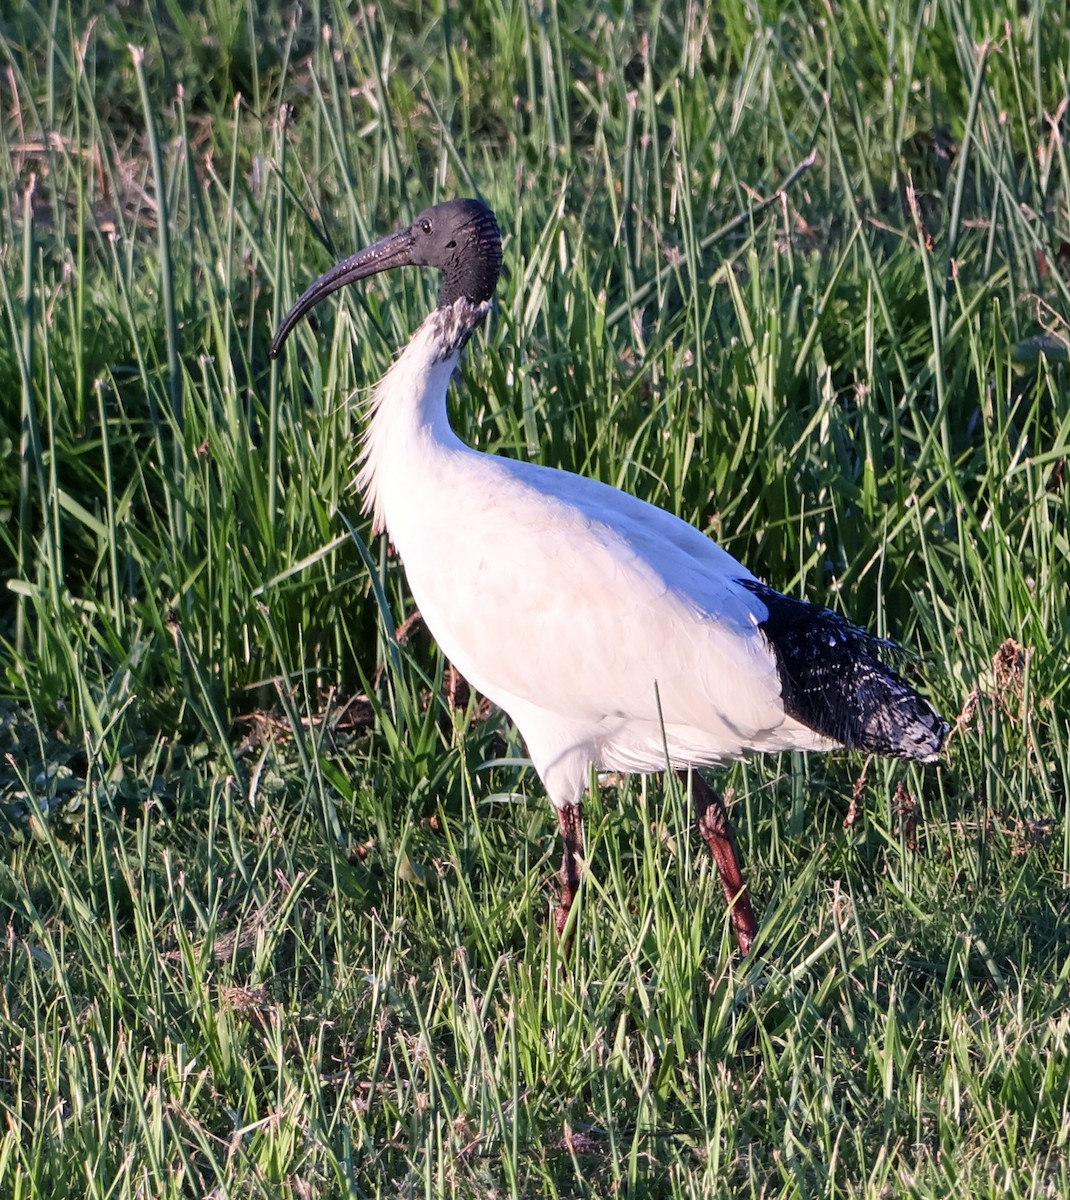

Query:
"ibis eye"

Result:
[[420, 218, 433, 234]]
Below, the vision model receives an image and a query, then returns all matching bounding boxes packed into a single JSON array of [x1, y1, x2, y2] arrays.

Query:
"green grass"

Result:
[[1, 0, 1069, 1194]]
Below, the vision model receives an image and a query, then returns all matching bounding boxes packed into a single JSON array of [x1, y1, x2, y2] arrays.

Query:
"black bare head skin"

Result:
[[270, 197, 502, 358], [410, 198, 503, 307]]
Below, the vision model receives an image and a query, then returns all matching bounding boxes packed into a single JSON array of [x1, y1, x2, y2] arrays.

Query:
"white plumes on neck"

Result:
[[355, 300, 489, 536]]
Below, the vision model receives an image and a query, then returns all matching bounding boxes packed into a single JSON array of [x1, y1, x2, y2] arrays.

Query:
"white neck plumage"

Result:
[[356, 299, 491, 536]]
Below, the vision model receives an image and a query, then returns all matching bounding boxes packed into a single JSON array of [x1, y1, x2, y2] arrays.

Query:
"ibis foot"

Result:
[[683, 771, 759, 955], [555, 803, 584, 960]]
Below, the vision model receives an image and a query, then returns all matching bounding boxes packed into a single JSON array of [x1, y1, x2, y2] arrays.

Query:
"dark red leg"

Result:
[[555, 803, 584, 958], [682, 771, 759, 955]]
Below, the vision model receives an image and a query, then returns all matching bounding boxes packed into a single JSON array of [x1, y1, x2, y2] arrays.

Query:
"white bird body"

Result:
[[359, 303, 836, 808], [272, 197, 947, 954]]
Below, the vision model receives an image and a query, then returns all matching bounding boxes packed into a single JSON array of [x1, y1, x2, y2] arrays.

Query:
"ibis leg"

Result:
[[683, 771, 758, 955], [555, 803, 584, 956]]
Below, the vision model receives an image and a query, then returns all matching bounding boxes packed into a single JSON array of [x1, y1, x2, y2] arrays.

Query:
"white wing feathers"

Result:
[[389, 448, 835, 796]]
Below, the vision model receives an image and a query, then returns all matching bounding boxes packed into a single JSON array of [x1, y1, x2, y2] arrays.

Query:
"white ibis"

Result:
[[271, 198, 948, 955]]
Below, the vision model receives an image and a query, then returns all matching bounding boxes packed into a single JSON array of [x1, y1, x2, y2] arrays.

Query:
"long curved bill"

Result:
[[269, 225, 416, 359]]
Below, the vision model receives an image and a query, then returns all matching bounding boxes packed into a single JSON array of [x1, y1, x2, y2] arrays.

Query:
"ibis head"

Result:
[[270, 198, 502, 358]]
